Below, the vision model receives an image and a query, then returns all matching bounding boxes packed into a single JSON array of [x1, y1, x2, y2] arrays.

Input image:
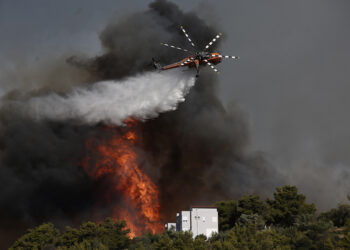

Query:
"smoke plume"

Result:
[[0, 0, 280, 247]]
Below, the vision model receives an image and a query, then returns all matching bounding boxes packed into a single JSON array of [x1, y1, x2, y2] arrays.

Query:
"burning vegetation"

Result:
[[81, 121, 163, 237]]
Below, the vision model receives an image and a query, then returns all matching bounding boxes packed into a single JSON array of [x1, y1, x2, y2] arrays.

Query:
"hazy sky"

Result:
[[1, 0, 350, 208]]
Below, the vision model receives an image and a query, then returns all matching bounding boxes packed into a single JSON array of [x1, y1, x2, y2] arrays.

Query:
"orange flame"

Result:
[[81, 122, 163, 237]]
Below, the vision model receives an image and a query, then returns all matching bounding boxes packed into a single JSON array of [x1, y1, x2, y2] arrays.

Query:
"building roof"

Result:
[[190, 205, 217, 209]]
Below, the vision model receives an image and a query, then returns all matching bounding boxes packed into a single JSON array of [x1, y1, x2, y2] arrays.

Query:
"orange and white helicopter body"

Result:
[[153, 26, 239, 77]]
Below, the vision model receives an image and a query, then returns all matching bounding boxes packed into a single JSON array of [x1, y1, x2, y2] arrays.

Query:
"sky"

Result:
[[1, 0, 350, 209]]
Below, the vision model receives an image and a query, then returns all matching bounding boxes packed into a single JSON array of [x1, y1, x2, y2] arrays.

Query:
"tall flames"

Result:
[[81, 121, 163, 237]]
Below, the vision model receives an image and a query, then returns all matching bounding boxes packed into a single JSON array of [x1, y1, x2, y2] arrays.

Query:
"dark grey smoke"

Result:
[[0, 0, 280, 247], [68, 0, 219, 81], [0, 114, 95, 246], [71, 0, 281, 220]]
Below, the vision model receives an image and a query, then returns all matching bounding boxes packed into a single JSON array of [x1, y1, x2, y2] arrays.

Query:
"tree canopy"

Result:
[[10, 185, 350, 250]]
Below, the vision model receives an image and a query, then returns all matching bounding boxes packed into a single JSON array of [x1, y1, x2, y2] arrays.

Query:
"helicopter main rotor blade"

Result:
[[217, 55, 240, 60], [204, 33, 222, 50], [160, 43, 189, 52], [204, 59, 220, 74], [180, 26, 196, 48], [180, 57, 194, 66]]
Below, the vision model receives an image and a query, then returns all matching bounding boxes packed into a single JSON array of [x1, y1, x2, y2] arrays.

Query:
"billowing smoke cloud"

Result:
[[0, 116, 95, 246], [12, 70, 194, 125], [66, 0, 280, 220], [0, 0, 280, 247], [0, 55, 92, 97]]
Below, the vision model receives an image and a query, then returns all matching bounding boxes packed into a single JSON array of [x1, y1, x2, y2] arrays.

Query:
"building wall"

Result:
[[190, 208, 218, 238], [176, 211, 191, 232], [173, 207, 219, 238], [165, 223, 176, 231]]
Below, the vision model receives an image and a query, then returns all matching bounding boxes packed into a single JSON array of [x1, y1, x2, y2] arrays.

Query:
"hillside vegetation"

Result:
[[10, 185, 350, 249]]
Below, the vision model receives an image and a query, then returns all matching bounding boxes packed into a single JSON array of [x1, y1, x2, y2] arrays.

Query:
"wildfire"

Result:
[[81, 121, 163, 237]]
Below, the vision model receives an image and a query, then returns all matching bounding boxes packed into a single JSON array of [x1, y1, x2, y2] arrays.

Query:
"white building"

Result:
[[176, 210, 191, 232], [164, 223, 176, 231], [166, 206, 219, 238]]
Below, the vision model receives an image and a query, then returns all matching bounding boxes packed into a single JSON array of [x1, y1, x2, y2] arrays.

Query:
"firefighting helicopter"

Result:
[[152, 26, 240, 77]]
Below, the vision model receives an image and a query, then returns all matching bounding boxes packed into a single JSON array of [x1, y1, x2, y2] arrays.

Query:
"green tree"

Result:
[[208, 231, 234, 250], [215, 200, 239, 231], [57, 226, 80, 248], [337, 232, 350, 249], [171, 231, 195, 250], [336, 219, 350, 249], [238, 195, 266, 215], [225, 224, 291, 250], [139, 231, 203, 250], [323, 238, 334, 250], [193, 235, 208, 250], [63, 239, 108, 250], [293, 214, 333, 249], [237, 213, 265, 230], [265, 185, 316, 227], [256, 229, 291, 250], [130, 230, 159, 249], [13, 185, 350, 249], [10, 223, 59, 250], [318, 204, 350, 227], [96, 218, 130, 249], [56, 218, 130, 249], [152, 233, 173, 250]]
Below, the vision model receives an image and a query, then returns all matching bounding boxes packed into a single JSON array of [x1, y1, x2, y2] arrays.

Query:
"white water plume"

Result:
[[22, 70, 195, 125]]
